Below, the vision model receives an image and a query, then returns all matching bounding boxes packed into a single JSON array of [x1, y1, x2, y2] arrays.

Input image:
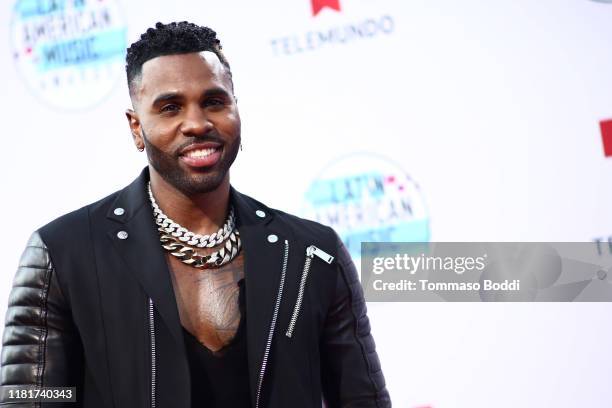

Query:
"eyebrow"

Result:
[[151, 87, 231, 107], [151, 92, 182, 107]]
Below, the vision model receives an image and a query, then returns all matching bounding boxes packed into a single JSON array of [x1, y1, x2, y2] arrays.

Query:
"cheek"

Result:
[[218, 112, 241, 136], [143, 121, 180, 145]]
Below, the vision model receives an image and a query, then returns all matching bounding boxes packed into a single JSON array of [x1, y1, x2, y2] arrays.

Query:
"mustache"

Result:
[[174, 131, 225, 156]]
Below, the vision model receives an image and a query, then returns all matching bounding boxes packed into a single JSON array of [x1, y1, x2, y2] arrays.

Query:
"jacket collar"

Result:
[[105, 167, 292, 406], [105, 167, 272, 228]]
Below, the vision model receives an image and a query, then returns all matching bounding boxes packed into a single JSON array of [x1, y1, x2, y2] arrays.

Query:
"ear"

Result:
[[125, 109, 144, 151]]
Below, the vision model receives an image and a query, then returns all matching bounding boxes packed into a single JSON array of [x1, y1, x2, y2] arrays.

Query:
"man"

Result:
[[0, 22, 390, 408]]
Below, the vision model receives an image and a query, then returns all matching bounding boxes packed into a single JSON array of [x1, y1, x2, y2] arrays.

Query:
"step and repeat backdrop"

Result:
[[2, 0, 612, 406]]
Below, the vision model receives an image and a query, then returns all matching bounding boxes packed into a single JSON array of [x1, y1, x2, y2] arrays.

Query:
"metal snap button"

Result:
[[256, 210, 266, 218], [117, 231, 129, 240], [267, 234, 278, 243], [113, 207, 125, 216]]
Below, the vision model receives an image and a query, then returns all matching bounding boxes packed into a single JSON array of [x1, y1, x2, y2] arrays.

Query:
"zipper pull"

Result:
[[306, 245, 334, 264], [286, 244, 335, 339]]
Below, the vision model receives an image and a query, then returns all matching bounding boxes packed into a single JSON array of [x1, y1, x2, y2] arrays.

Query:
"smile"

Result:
[[179, 144, 223, 168], [183, 147, 219, 159]]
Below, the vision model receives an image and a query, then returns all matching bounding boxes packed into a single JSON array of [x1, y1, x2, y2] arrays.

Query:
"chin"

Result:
[[181, 171, 228, 194]]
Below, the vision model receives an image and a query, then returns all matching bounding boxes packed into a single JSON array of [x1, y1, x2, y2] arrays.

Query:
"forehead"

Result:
[[136, 51, 231, 99]]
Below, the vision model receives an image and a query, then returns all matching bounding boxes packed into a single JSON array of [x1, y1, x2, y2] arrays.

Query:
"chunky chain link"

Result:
[[159, 230, 241, 268], [148, 182, 235, 248], [147, 182, 242, 269]]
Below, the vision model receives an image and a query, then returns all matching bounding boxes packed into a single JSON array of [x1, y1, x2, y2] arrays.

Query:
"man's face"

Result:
[[126, 51, 240, 195]]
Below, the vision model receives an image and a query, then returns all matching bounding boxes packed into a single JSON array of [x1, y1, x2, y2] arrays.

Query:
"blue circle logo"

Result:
[[302, 153, 430, 260], [10, 0, 127, 110]]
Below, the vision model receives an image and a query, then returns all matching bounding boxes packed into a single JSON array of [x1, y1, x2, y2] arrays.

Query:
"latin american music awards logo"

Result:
[[270, 0, 395, 56], [10, 0, 127, 110], [302, 153, 430, 260]]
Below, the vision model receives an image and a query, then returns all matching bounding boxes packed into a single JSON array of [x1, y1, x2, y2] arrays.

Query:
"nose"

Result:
[[179, 105, 213, 136]]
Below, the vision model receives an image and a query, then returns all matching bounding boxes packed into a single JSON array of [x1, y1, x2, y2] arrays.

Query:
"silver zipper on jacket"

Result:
[[285, 245, 334, 338], [255, 239, 290, 408], [148, 297, 157, 408]]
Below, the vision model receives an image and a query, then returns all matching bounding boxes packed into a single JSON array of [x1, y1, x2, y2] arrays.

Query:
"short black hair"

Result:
[[125, 21, 232, 94]]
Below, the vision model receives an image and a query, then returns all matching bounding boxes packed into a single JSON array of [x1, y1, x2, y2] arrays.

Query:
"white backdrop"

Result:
[[2, 0, 612, 406]]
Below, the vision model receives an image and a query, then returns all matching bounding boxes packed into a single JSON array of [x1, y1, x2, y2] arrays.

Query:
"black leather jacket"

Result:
[[0, 168, 391, 407]]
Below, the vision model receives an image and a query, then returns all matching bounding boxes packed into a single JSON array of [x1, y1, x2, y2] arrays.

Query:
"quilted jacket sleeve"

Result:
[[320, 236, 391, 408], [0, 231, 83, 407]]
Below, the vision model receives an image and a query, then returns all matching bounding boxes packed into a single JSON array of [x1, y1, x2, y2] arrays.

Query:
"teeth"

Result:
[[185, 148, 217, 158]]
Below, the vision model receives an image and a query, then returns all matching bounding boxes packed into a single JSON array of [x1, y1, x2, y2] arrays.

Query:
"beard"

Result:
[[142, 129, 240, 195]]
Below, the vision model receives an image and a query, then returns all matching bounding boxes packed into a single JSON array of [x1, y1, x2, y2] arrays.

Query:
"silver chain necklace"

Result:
[[147, 182, 242, 269], [147, 183, 235, 248]]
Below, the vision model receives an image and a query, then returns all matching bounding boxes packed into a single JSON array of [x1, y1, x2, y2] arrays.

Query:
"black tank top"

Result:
[[182, 278, 252, 407]]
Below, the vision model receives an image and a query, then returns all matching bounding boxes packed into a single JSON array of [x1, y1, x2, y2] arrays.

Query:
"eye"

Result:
[[160, 104, 180, 113], [204, 98, 225, 107]]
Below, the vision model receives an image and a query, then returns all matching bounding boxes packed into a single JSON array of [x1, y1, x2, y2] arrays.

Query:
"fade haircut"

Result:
[[125, 21, 232, 95]]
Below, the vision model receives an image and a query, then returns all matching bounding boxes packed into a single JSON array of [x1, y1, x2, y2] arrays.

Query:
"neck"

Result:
[[148, 167, 231, 235]]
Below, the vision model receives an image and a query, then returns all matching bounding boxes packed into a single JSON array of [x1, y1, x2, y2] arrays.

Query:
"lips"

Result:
[[179, 142, 222, 168]]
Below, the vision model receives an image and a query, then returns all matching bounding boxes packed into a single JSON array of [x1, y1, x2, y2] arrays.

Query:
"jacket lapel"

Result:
[[105, 168, 184, 348], [231, 188, 293, 406]]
